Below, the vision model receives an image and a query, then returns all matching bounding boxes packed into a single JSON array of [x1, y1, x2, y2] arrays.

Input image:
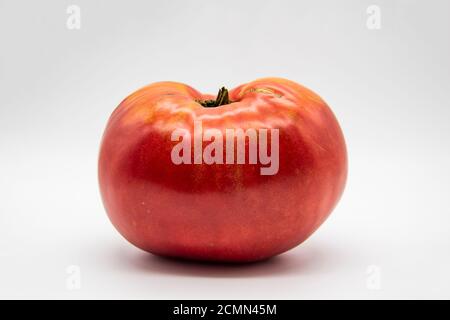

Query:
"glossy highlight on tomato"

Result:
[[98, 77, 347, 262]]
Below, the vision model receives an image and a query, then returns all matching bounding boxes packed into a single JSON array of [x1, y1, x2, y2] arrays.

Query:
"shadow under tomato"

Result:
[[125, 243, 331, 278]]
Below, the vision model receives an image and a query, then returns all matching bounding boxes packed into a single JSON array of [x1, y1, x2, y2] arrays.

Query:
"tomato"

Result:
[[98, 77, 347, 262]]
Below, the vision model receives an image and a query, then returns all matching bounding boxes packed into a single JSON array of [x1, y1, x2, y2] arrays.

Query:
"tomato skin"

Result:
[[99, 78, 347, 262]]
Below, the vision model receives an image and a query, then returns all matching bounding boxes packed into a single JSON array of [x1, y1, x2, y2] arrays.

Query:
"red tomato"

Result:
[[98, 78, 347, 262]]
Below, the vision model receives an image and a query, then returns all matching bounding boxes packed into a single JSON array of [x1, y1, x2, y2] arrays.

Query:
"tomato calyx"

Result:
[[197, 87, 232, 108]]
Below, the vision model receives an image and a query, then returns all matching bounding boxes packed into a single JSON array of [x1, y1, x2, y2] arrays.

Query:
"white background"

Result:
[[1, 0, 450, 299]]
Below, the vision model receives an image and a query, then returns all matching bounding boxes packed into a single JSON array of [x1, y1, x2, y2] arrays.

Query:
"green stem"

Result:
[[198, 87, 232, 107]]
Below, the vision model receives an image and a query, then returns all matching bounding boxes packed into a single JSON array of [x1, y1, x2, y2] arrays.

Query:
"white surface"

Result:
[[1, 0, 450, 299]]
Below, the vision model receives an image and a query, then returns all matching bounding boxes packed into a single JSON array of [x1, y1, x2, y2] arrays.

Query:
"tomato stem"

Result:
[[198, 87, 232, 107]]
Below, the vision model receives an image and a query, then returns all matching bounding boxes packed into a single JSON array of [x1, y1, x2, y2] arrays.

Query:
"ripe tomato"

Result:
[[99, 78, 347, 262]]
